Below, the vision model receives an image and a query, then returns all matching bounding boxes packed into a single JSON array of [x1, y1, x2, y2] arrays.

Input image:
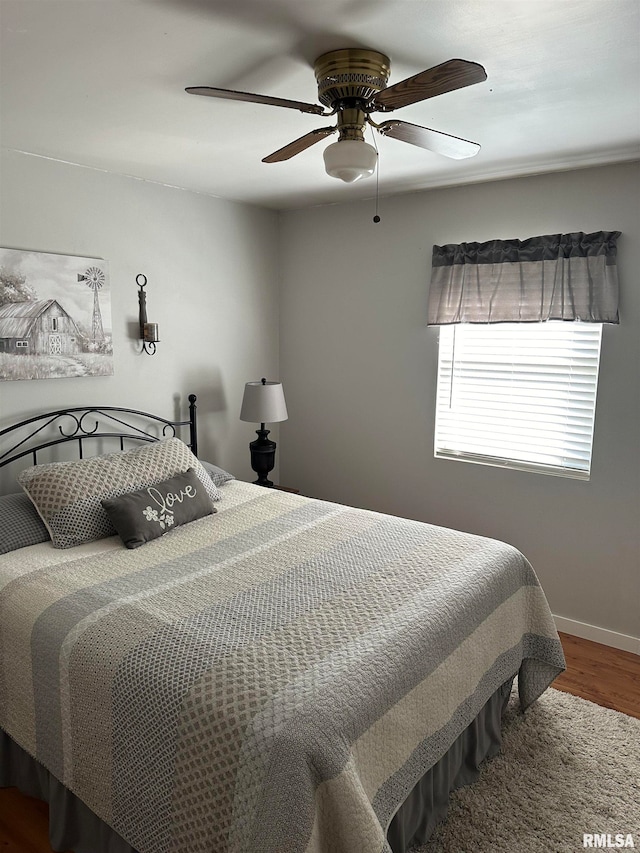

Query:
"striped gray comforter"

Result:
[[0, 481, 564, 853]]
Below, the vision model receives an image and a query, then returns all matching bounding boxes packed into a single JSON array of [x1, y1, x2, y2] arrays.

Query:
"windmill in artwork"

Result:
[[78, 266, 105, 343]]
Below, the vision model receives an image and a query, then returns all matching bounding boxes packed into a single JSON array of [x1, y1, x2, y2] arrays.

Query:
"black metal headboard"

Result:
[[0, 394, 198, 469]]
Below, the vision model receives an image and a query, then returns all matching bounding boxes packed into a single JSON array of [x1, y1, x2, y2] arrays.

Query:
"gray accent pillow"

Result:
[[102, 468, 216, 549], [199, 460, 235, 487], [0, 492, 51, 554], [18, 437, 221, 549]]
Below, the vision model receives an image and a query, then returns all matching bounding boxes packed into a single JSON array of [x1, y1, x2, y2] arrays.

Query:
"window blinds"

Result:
[[435, 322, 603, 479]]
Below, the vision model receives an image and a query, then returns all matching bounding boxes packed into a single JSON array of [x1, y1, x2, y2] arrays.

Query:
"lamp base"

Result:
[[249, 428, 276, 488], [253, 477, 274, 487]]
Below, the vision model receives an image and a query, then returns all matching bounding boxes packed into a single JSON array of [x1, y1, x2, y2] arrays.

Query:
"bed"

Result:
[[0, 397, 565, 853]]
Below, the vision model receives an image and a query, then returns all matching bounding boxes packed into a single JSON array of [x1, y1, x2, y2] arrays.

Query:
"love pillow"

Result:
[[102, 467, 215, 549]]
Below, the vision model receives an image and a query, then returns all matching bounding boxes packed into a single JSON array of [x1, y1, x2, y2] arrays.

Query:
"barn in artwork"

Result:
[[0, 299, 82, 356]]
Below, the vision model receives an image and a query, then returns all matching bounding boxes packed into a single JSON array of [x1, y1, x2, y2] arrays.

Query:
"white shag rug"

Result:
[[412, 687, 640, 852]]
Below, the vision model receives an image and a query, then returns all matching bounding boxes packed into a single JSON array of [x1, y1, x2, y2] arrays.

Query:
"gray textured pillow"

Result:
[[17, 437, 221, 549], [199, 459, 235, 487], [102, 468, 216, 549], [0, 492, 50, 554]]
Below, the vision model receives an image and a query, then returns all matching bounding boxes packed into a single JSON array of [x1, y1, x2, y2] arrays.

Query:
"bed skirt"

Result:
[[0, 676, 514, 853], [387, 675, 514, 851]]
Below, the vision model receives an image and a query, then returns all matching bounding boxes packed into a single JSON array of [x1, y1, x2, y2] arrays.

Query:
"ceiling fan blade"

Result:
[[262, 126, 337, 163], [377, 120, 481, 159], [185, 86, 327, 116], [371, 59, 487, 111]]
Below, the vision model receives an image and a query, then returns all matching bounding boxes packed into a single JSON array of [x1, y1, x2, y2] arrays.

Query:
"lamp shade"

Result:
[[323, 139, 377, 183], [240, 379, 288, 424]]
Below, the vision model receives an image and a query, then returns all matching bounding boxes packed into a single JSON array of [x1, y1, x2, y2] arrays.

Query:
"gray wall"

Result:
[[279, 162, 640, 640], [0, 150, 280, 488]]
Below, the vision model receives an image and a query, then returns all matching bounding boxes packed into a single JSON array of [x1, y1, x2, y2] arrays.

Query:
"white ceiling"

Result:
[[1, 0, 639, 210]]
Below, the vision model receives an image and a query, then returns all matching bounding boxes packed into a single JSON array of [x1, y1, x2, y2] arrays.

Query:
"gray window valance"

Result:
[[427, 231, 620, 325]]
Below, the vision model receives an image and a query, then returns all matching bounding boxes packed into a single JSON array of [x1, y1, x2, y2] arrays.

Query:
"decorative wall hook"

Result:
[[136, 273, 159, 355]]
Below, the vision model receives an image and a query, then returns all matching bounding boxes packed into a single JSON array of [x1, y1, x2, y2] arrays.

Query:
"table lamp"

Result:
[[239, 378, 288, 487]]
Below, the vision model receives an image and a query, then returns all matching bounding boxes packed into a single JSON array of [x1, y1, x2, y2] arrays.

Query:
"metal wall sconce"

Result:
[[136, 273, 159, 355]]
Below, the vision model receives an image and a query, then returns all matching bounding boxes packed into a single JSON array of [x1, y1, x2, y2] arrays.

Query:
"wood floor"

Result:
[[553, 632, 640, 719], [1, 632, 638, 853]]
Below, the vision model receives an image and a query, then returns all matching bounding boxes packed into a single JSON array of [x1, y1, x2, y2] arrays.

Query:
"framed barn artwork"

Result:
[[0, 248, 113, 381]]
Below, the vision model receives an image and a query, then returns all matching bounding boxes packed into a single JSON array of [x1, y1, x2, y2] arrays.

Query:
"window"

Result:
[[51, 317, 59, 331], [16, 340, 29, 349], [434, 322, 603, 480]]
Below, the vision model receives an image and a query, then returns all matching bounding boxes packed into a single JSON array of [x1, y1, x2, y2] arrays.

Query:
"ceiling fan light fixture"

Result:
[[323, 140, 377, 183]]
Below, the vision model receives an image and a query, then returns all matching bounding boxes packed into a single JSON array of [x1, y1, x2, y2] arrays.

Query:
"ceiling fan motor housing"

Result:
[[315, 49, 391, 142], [314, 49, 391, 107]]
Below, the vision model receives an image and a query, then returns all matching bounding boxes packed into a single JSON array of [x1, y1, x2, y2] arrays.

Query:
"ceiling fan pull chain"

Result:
[[370, 125, 381, 223]]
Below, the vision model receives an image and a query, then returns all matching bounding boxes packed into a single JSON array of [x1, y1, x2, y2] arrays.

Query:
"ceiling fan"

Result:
[[186, 48, 487, 183]]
